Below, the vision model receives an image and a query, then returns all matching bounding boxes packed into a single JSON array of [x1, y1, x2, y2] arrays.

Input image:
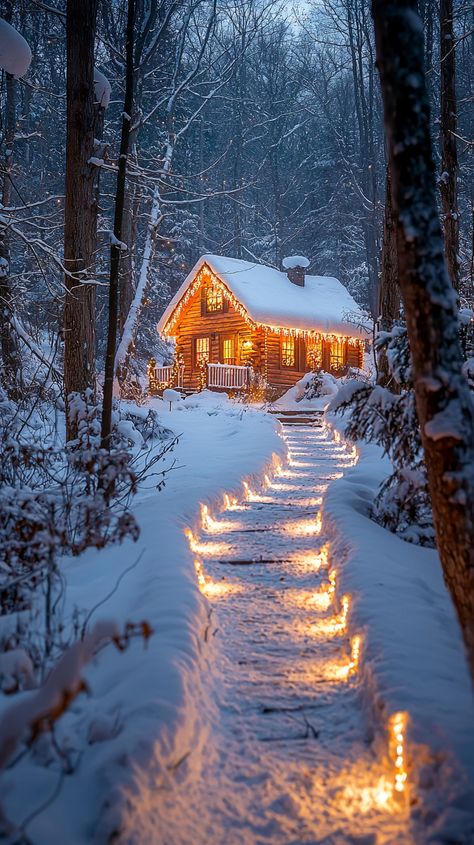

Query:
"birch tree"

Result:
[[371, 0, 474, 678]]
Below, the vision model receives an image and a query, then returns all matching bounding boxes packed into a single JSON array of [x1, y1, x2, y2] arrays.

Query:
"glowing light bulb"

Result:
[[184, 528, 230, 557], [389, 711, 409, 795], [200, 503, 236, 533], [316, 594, 351, 635], [282, 514, 322, 536]]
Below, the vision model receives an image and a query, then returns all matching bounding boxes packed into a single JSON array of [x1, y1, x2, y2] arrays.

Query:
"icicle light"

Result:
[[160, 263, 366, 349]]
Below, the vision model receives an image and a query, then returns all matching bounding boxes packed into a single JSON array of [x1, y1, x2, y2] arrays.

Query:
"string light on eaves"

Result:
[[161, 264, 366, 349]]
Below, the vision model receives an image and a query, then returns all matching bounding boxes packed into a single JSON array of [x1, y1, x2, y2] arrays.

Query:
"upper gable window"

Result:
[[204, 284, 224, 314]]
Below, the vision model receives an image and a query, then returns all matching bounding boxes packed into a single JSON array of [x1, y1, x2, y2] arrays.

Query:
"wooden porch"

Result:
[[149, 361, 251, 394]]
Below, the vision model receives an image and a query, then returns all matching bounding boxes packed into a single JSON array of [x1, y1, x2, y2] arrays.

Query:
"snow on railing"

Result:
[[207, 363, 251, 390], [153, 364, 184, 388]]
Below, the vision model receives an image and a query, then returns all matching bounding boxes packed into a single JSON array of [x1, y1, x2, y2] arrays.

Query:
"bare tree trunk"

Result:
[[0, 1, 23, 399], [101, 0, 135, 448], [0, 69, 22, 398], [372, 0, 474, 679], [440, 0, 460, 291], [377, 161, 400, 388], [63, 0, 98, 438]]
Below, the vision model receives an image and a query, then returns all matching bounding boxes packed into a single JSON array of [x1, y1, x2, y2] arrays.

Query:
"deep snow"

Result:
[[0, 392, 284, 843], [1, 391, 473, 844]]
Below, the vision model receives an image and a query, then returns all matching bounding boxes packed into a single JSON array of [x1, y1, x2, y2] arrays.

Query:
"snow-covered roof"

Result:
[[158, 254, 368, 337]]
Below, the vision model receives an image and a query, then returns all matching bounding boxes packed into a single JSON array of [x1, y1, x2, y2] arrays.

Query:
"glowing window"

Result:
[[306, 338, 322, 370], [195, 337, 209, 365], [330, 339, 345, 369], [222, 337, 235, 364], [281, 336, 295, 367], [205, 285, 223, 313]]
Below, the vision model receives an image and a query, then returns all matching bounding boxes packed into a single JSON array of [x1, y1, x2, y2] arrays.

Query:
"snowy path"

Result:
[[130, 424, 415, 845]]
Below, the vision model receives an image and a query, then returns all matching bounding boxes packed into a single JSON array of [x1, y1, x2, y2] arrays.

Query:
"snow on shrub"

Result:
[[0, 18, 31, 78], [331, 320, 474, 546]]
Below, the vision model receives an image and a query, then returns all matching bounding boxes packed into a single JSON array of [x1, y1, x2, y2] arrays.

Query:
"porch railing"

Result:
[[153, 364, 185, 388], [207, 362, 251, 390]]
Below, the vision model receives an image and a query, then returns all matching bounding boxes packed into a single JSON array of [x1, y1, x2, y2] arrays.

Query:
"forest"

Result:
[[0, 0, 473, 843]]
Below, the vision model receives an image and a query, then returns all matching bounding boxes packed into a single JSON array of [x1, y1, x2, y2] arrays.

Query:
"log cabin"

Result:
[[154, 254, 367, 394]]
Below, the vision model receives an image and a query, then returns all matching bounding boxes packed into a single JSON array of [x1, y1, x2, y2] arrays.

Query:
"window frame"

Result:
[[330, 338, 346, 370], [220, 334, 236, 365], [193, 335, 211, 370], [202, 283, 225, 315], [280, 335, 297, 369]]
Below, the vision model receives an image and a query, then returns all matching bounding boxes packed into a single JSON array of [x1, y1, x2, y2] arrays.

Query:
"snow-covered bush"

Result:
[[331, 328, 435, 546], [0, 388, 174, 679], [332, 321, 474, 546], [302, 370, 338, 400]]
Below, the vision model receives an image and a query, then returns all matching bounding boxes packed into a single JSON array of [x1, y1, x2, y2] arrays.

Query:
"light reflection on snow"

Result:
[[282, 512, 322, 536], [200, 503, 240, 533], [194, 559, 241, 599], [184, 528, 231, 557]]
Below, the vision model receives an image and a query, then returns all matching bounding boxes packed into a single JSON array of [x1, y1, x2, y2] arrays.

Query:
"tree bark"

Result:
[[439, 0, 460, 291], [0, 1, 23, 399], [377, 161, 400, 388], [0, 70, 23, 399], [63, 0, 98, 438], [101, 0, 135, 448], [372, 0, 474, 679]]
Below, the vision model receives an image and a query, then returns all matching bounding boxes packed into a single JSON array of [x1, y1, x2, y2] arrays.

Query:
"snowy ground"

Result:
[[321, 420, 474, 841], [0, 392, 284, 844], [118, 423, 420, 845], [1, 389, 473, 844]]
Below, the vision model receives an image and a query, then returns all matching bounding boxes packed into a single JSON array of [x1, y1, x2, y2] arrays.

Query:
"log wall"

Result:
[[169, 283, 364, 391]]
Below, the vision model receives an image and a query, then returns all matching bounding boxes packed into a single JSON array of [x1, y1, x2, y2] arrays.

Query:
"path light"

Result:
[[283, 513, 322, 536], [316, 542, 330, 568], [242, 480, 268, 502], [322, 635, 362, 682], [194, 559, 241, 599], [338, 634, 361, 679], [223, 493, 244, 511], [184, 528, 230, 557], [200, 503, 237, 533], [288, 571, 337, 611], [316, 595, 351, 636], [390, 711, 408, 795]]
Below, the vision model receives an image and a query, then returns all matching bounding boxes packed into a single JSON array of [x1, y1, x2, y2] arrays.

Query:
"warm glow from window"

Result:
[[205, 285, 223, 312], [222, 337, 234, 364], [281, 336, 295, 367], [330, 338, 345, 369], [195, 336, 209, 364], [306, 337, 322, 370]]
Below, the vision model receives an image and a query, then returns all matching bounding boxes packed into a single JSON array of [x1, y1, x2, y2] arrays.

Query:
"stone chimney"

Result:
[[282, 255, 310, 287]]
